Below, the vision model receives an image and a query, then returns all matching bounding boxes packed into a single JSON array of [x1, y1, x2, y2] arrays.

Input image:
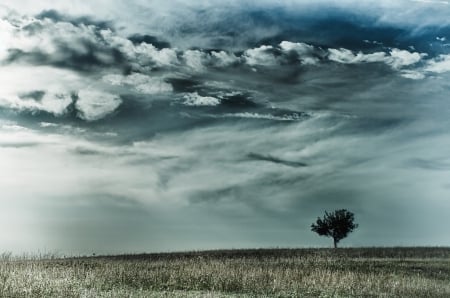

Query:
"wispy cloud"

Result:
[[409, 0, 449, 5]]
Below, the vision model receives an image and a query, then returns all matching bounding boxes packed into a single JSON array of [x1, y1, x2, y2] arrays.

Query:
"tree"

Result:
[[311, 209, 358, 248]]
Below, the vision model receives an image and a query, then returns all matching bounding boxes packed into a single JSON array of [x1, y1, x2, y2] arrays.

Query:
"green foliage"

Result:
[[311, 209, 358, 248]]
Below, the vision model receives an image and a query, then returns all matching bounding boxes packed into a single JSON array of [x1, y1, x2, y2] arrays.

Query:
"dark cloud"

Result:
[[18, 90, 46, 101], [128, 34, 171, 49], [0, 142, 40, 148], [24, 6, 448, 57], [405, 158, 450, 171], [54, 42, 127, 72], [189, 186, 238, 205], [5, 42, 128, 73], [217, 93, 258, 109], [247, 152, 308, 168], [166, 78, 202, 93], [71, 146, 104, 156], [121, 5, 450, 54], [21, 22, 45, 35], [35, 9, 114, 30]]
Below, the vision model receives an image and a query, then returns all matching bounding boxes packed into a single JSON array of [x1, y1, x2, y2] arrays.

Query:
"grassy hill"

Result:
[[1, 247, 450, 297]]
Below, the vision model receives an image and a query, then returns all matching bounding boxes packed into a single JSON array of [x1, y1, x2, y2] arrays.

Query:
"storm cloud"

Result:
[[1, 1, 450, 254]]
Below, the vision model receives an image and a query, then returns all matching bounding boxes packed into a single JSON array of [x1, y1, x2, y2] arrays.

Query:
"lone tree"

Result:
[[311, 209, 358, 248]]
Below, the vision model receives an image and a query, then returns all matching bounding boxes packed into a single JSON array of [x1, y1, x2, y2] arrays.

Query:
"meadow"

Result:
[[1, 247, 450, 297]]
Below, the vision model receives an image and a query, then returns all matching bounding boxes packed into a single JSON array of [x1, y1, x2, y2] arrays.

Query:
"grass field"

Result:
[[1, 247, 450, 297]]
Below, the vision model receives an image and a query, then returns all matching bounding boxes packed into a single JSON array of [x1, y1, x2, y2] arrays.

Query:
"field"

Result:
[[1, 247, 450, 297]]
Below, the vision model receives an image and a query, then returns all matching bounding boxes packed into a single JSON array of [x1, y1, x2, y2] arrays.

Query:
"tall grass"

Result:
[[1, 248, 449, 297]]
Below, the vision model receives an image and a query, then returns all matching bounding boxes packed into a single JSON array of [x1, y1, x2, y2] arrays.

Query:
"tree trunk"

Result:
[[333, 238, 337, 248]]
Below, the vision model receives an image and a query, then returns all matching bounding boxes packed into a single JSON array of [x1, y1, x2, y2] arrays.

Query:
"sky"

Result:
[[1, 0, 450, 254]]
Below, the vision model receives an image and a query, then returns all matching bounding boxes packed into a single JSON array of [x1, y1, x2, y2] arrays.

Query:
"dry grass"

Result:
[[1, 248, 450, 297]]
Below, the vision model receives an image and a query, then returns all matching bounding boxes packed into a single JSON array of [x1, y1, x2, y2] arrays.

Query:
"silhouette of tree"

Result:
[[311, 209, 358, 248]]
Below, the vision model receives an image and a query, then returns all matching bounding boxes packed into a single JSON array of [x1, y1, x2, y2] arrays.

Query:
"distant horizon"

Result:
[[4, 246, 450, 260]]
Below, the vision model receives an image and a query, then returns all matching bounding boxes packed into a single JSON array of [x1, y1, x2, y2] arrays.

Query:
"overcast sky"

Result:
[[1, 0, 450, 254]]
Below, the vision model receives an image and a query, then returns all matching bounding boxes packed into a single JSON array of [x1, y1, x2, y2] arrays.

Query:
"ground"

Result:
[[1, 247, 450, 297]]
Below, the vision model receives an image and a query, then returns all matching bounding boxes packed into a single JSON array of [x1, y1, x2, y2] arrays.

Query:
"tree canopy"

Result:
[[311, 209, 358, 248]]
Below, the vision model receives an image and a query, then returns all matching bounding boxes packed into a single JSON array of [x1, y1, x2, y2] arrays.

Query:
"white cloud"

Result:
[[0, 63, 127, 121], [328, 48, 424, 70], [183, 92, 220, 106], [400, 70, 426, 80], [0, 65, 84, 93], [75, 89, 122, 121], [244, 45, 277, 66], [151, 47, 179, 66], [0, 1, 112, 17], [328, 48, 388, 64], [0, 18, 16, 61], [39, 122, 58, 128], [279, 41, 319, 65], [3, 1, 450, 45], [0, 15, 107, 64], [183, 50, 208, 72], [0, 14, 181, 73], [222, 112, 302, 121], [164, 49, 238, 70], [0, 91, 73, 116], [103, 73, 173, 94], [1, 10, 436, 85], [210, 51, 240, 67], [424, 54, 450, 73], [101, 30, 179, 70], [410, 0, 449, 4], [132, 78, 173, 94], [0, 65, 85, 115], [387, 49, 424, 69]]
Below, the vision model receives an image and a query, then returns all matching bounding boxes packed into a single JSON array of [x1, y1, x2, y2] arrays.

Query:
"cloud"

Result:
[[183, 92, 220, 106], [75, 89, 122, 121], [243, 45, 277, 66], [183, 50, 208, 72], [0, 65, 82, 115], [400, 70, 426, 79], [388, 49, 424, 69], [247, 152, 308, 167], [424, 54, 450, 73], [3, 1, 450, 51], [406, 158, 450, 171], [1, 15, 127, 72], [328, 48, 424, 69], [279, 41, 320, 65], [102, 31, 180, 70], [127, 34, 171, 49], [209, 51, 240, 67], [0, 8, 444, 98], [391, 53, 450, 78], [0, 91, 74, 116], [221, 112, 304, 121], [410, 0, 449, 4], [103, 73, 173, 94], [328, 48, 387, 64], [35, 9, 113, 29], [0, 65, 129, 121]]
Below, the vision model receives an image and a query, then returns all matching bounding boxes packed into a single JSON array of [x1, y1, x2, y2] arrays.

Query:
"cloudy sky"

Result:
[[1, 0, 450, 254]]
